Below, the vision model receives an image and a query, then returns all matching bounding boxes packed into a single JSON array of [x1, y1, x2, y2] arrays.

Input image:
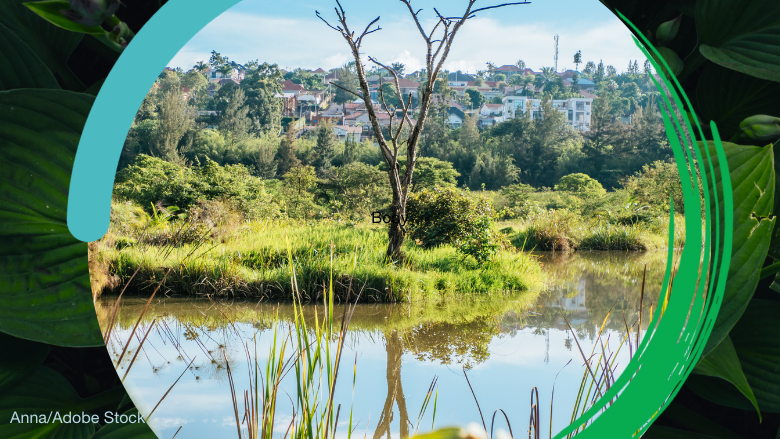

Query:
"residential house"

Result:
[[478, 103, 503, 126], [446, 107, 466, 128], [344, 110, 391, 127], [334, 125, 362, 141], [217, 78, 240, 88], [495, 65, 524, 75], [274, 92, 297, 115], [576, 78, 596, 91], [324, 70, 339, 84], [311, 68, 327, 75], [207, 61, 246, 82], [282, 80, 306, 95], [479, 103, 502, 117], [448, 72, 476, 83], [501, 95, 594, 131], [311, 114, 343, 126]]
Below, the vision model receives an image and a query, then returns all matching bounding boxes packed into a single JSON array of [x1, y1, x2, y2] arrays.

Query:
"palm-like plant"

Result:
[[217, 63, 234, 79], [194, 61, 209, 75], [533, 67, 558, 94]]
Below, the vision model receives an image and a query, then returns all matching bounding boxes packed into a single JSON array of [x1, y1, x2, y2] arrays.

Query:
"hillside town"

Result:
[[165, 53, 628, 143]]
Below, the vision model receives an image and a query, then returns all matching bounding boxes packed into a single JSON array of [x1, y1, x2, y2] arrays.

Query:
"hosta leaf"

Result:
[[0, 0, 84, 90], [696, 0, 780, 82], [703, 141, 774, 355], [693, 335, 760, 420], [0, 332, 49, 392], [770, 140, 780, 254], [0, 366, 95, 439], [24, 1, 108, 36], [90, 408, 156, 439], [0, 22, 58, 90], [643, 425, 737, 439], [696, 63, 780, 141], [0, 89, 103, 347], [645, 402, 743, 438], [690, 300, 780, 413]]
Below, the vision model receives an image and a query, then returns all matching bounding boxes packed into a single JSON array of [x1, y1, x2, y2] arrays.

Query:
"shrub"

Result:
[[555, 173, 606, 198], [622, 160, 684, 214], [513, 209, 579, 251], [406, 186, 502, 263], [114, 154, 281, 220]]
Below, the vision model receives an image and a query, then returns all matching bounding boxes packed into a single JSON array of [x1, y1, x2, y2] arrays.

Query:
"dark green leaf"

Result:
[[704, 141, 775, 355], [643, 425, 739, 439], [652, 402, 744, 439], [0, 21, 58, 90], [0, 89, 103, 347], [693, 335, 760, 420], [690, 300, 780, 413], [90, 408, 157, 439], [652, 47, 684, 77], [24, 1, 107, 36], [0, 332, 49, 392], [686, 374, 756, 411], [770, 140, 780, 254], [85, 78, 105, 97], [0, 0, 84, 90], [696, 63, 780, 141], [730, 299, 780, 412], [696, 0, 780, 82], [0, 366, 96, 438]]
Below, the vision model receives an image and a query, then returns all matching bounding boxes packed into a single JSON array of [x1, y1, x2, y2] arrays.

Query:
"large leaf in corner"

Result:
[[703, 141, 774, 355], [0, 0, 84, 90], [696, 63, 780, 140], [0, 366, 96, 438], [689, 300, 780, 413], [0, 332, 49, 392], [0, 21, 59, 90], [0, 89, 103, 347], [693, 335, 760, 419], [695, 0, 780, 82]]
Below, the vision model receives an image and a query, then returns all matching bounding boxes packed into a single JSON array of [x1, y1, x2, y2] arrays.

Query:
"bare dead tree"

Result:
[[318, 0, 530, 259]]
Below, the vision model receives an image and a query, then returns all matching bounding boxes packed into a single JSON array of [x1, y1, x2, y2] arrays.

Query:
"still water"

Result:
[[97, 251, 667, 439]]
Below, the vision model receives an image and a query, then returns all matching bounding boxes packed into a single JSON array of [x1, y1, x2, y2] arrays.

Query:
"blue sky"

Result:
[[168, 0, 648, 75]]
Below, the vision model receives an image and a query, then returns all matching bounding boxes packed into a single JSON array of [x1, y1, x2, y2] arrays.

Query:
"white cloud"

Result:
[[168, 10, 646, 74]]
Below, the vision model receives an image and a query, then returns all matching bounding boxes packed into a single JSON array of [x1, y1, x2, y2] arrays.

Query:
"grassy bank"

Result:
[[498, 209, 686, 251], [93, 201, 545, 302]]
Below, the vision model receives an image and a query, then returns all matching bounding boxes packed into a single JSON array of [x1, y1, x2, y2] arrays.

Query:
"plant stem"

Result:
[[760, 260, 780, 280]]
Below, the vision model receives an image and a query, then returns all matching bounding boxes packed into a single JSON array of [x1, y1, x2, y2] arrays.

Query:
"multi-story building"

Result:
[[501, 96, 593, 131]]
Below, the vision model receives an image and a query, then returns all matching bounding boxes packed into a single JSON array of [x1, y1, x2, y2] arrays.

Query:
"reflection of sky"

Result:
[[110, 251, 665, 439], [117, 321, 632, 439]]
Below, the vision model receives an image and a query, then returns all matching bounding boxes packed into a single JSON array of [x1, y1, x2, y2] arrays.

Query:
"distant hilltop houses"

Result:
[[161, 59, 642, 141]]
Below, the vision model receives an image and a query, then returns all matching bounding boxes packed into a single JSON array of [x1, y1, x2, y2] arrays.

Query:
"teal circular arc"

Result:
[[66, 0, 242, 242], [65, 3, 733, 438]]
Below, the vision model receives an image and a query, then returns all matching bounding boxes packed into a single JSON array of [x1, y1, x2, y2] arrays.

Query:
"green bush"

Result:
[[406, 186, 503, 263], [622, 160, 684, 214], [555, 173, 607, 198], [114, 154, 281, 220], [512, 209, 579, 251]]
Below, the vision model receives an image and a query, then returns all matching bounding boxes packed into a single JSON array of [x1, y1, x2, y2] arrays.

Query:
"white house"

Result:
[[502, 96, 593, 131], [334, 125, 362, 141]]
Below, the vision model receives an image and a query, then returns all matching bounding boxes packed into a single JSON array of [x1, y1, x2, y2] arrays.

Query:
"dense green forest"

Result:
[[117, 60, 677, 222]]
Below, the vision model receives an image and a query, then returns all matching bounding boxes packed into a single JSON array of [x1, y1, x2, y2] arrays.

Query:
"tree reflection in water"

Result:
[[374, 331, 410, 439]]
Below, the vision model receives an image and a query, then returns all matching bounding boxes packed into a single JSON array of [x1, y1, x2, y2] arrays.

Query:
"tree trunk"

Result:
[[386, 180, 406, 260]]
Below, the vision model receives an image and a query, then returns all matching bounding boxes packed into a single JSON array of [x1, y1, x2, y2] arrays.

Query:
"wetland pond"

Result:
[[97, 251, 667, 439]]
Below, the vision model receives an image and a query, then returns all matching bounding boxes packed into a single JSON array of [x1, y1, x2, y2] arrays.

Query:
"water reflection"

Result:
[[97, 251, 666, 439]]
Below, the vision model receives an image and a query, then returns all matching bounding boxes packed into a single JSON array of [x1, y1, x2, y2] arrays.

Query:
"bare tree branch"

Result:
[[319, 0, 530, 257], [329, 81, 363, 100]]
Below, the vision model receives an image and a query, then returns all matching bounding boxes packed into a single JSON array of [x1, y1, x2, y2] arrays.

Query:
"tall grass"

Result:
[[504, 211, 686, 252], [96, 201, 545, 301]]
